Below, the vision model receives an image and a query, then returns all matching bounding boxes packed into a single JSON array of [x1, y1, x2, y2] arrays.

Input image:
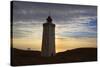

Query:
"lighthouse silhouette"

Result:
[[41, 16, 56, 57]]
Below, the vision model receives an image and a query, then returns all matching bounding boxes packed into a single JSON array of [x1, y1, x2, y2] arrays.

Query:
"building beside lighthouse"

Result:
[[41, 16, 56, 57]]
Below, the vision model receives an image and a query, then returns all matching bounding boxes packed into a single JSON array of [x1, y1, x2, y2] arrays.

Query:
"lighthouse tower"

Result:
[[41, 16, 55, 57]]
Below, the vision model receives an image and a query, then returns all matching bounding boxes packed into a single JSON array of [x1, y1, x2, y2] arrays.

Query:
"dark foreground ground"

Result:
[[11, 48, 97, 66]]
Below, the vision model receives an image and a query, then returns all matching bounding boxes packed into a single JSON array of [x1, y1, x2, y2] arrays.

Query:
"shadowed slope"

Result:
[[11, 48, 97, 66]]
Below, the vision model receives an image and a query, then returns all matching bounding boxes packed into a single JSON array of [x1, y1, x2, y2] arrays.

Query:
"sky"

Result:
[[12, 1, 97, 53]]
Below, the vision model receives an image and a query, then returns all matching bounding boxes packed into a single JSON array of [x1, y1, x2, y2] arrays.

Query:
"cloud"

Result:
[[12, 1, 97, 22], [12, 1, 97, 39], [13, 21, 43, 38], [12, 1, 97, 52], [60, 32, 96, 38]]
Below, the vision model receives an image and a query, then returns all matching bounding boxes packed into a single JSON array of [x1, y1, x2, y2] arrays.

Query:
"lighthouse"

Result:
[[41, 16, 55, 57]]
